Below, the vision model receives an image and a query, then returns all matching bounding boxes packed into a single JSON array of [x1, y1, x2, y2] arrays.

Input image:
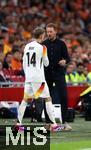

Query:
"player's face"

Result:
[[46, 27, 57, 41]]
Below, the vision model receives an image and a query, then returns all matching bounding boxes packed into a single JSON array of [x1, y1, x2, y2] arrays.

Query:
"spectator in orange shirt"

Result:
[[3, 35, 15, 55], [11, 49, 22, 71]]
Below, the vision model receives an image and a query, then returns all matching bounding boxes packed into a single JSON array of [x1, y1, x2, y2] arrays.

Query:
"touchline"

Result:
[[6, 126, 47, 145]]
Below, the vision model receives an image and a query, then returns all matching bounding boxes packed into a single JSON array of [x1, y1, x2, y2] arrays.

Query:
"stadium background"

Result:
[[0, 0, 91, 149]]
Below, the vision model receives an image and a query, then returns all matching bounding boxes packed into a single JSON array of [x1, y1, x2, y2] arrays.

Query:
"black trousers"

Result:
[[44, 75, 68, 123]]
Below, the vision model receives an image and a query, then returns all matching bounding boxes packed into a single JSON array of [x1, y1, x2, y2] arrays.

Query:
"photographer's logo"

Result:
[[6, 126, 47, 145], [0, 125, 50, 150]]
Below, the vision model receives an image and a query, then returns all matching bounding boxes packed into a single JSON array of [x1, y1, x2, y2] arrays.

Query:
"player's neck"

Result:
[[36, 38, 41, 43], [31, 38, 42, 44]]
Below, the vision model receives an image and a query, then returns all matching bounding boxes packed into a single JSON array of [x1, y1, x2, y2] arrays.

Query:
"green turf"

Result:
[[51, 140, 91, 150]]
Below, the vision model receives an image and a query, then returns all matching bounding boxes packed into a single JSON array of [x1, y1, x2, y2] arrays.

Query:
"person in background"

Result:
[[42, 23, 72, 131], [0, 61, 11, 86], [11, 49, 22, 71], [3, 35, 15, 55], [65, 63, 78, 85], [76, 63, 86, 84], [3, 52, 12, 69], [87, 71, 91, 84], [0, 52, 5, 63]]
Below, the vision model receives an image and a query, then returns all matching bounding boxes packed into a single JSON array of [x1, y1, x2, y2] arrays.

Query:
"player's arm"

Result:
[[42, 45, 49, 67]]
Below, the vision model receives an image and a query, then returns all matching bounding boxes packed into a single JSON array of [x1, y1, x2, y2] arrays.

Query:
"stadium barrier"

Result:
[[0, 82, 88, 108]]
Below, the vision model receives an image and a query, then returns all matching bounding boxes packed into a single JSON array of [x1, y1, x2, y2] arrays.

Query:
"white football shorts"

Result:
[[24, 82, 50, 99]]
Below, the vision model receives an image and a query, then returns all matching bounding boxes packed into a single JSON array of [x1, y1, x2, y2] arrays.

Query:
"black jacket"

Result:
[[42, 38, 70, 79]]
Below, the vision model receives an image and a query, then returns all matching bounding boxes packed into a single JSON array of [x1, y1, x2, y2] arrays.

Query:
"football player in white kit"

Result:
[[17, 27, 63, 132]]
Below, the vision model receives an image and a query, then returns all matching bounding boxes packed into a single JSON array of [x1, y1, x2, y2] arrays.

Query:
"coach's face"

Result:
[[46, 27, 57, 41]]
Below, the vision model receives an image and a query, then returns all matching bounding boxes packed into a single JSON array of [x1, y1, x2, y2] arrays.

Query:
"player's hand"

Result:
[[58, 59, 66, 66]]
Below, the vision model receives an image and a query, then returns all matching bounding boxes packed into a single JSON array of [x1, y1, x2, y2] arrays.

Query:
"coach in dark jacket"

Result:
[[43, 23, 72, 130]]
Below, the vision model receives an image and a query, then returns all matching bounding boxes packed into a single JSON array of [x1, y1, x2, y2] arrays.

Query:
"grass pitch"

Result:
[[50, 117, 91, 150], [51, 141, 91, 150]]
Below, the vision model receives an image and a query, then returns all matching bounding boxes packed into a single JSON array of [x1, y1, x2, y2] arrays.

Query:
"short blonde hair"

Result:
[[33, 27, 45, 39]]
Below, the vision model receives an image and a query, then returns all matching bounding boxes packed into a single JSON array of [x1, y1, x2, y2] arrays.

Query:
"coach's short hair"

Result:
[[46, 23, 57, 30], [33, 27, 45, 39]]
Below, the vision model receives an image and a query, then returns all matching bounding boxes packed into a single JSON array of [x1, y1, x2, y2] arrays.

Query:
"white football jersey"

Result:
[[23, 41, 49, 82]]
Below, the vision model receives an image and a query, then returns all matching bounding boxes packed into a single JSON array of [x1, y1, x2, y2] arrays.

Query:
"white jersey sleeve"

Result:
[[42, 45, 49, 67]]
